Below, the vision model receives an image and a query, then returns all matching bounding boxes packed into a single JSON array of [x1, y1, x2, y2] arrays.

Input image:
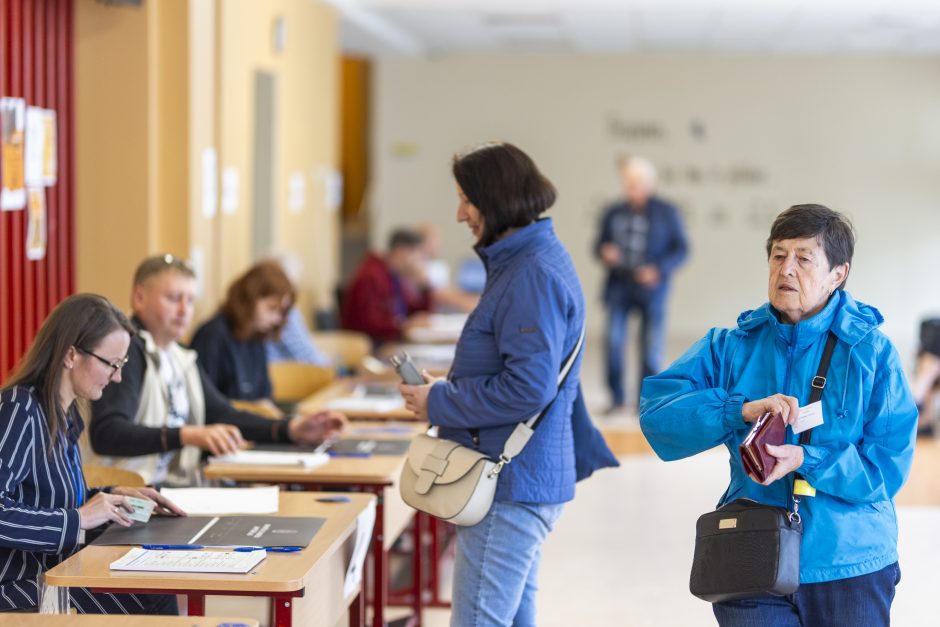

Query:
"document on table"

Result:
[[324, 396, 405, 413], [208, 450, 330, 467], [344, 497, 376, 598], [160, 486, 280, 515], [110, 547, 265, 574]]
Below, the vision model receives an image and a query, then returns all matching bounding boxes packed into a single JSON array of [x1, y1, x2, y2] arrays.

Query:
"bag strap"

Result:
[[490, 325, 587, 476], [790, 331, 837, 519]]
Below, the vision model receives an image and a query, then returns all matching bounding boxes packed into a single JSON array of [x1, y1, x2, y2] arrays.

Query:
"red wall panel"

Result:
[[0, 0, 74, 381]]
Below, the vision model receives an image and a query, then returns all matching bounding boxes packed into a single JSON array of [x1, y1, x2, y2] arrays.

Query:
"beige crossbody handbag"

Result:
[[399, 327, 585, 526]]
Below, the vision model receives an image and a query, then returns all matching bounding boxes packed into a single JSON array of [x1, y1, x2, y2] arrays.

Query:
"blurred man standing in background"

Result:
[[595, 156, 688, 414]]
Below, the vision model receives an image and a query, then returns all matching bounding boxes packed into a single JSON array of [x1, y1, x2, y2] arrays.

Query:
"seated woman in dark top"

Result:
[[0, 293, 184, 614], [191, 260, 294, 406]]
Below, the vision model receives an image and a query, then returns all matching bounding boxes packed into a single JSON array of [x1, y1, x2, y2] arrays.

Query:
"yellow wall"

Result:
[[75, 0, 154, 308], [75, 0, 339, 324]]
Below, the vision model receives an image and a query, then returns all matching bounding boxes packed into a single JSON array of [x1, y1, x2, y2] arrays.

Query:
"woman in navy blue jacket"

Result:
[[0, 293, 184, 614], [401, 142, 617, 626]]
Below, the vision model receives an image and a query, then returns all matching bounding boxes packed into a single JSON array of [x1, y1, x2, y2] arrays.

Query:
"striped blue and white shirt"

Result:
[[0, 386, 177, 615]]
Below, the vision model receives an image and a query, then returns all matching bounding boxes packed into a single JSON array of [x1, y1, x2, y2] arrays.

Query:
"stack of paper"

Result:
[[324, 397, 405, 413], [110, 547, 265, 574], [160, 486, 280, 515], [208, 450, 330, 467]]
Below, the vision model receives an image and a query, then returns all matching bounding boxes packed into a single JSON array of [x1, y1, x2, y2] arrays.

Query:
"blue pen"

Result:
[[232, 546, 302, 553], [142, 544, 205, 550]]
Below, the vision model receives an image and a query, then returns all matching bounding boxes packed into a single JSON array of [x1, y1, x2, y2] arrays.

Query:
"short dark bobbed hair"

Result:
[[452, 142, 557, 247], [766, 204, 855, 289]]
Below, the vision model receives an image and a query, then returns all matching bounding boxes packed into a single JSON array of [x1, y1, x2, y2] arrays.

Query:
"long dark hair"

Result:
[[4, 293, 134, 447], [452, 142, 557, 248]]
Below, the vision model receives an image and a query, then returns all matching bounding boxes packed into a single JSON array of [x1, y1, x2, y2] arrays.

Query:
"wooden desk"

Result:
[[298, 378, 419, 421], [203, 447, 417, 627], [45, 493, 374, 627], [403, 313, 466, 344], [9, 616, 260, 626]]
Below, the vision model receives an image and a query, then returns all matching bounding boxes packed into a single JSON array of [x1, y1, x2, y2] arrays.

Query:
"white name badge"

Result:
[[792, 400, 825, 434]]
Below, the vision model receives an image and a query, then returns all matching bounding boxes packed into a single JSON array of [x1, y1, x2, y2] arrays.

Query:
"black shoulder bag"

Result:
[[689, 332, 837, 603]]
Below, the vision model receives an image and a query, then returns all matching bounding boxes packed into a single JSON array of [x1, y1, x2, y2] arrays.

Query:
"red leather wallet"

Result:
[[739, 412, 785, 482]]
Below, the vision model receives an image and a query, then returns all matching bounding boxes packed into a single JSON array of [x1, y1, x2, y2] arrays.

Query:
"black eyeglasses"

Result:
[[76, 347, 129, 374]]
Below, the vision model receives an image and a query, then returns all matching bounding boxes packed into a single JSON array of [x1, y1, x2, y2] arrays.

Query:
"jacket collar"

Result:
[[735, 290, 882, 349], [477, 218, 554, 271], [131, 315, 198, 368]]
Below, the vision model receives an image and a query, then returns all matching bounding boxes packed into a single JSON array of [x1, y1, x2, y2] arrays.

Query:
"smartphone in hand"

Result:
[[389, 351, 426, 385]]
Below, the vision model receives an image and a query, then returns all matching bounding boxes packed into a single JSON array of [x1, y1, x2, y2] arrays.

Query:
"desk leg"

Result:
[[369, 486, 387, 627], [349, 590, 364, 627], [186, 593, 205, 616], [272, 594, 294, 627]]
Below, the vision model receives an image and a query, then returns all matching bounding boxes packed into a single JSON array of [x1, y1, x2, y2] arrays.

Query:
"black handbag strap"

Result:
[[800, 331, 838, 446], [790, 331, 838, 515]]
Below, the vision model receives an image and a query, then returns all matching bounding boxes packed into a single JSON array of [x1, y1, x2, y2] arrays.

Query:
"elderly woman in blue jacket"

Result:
[[400, 142, 617, 626], [641, 204, 916, 626]]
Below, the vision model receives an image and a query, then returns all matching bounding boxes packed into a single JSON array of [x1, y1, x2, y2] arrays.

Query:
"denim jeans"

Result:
[[605, 289, 667, 406], [713, 562, 901, 627], [450, 500, 565, 627]]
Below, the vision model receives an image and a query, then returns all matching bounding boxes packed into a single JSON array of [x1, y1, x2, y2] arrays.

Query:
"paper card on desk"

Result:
[[110, 547, 265, 574], [324, 397, 405, 413], [160, 486, 279, 515], [208, 450, 330, 468], [344, 498, 376, 598], [792, 401, 825, 434], [124, 496, 155, 523]]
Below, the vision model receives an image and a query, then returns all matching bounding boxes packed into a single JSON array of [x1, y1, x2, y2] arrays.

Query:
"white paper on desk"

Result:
[[344, 498, 376, 598], [325, 397, 405, 413], [160, 486, 280, 515], [208, 450, 330, 468], [110, 547, 265, 574]]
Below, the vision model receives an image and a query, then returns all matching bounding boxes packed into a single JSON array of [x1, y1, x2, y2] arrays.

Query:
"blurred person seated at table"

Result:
[[414, 223, 480, 313], [88, 255, 345, 487], [912, 317, 940, 437], [0, 293, 185, 614], [191, 260, 323, 404], [341, 228, 433, 345]]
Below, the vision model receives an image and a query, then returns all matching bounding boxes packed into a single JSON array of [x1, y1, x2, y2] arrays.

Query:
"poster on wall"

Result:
[[1, 97, 27, 210], [25, 107, 57, 187], [26, 187, 46, 260]]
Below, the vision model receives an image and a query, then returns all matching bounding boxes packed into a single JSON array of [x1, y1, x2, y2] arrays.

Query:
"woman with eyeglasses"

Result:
[[0, 293, 185, 614]]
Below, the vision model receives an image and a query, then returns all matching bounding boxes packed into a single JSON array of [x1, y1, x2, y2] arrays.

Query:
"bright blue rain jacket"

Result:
[[428, 219, 618, 504], [640, 290, 917, 583]]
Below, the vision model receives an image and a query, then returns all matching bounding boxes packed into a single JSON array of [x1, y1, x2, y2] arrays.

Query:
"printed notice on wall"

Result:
[[201, 148, 218, 219], [1, 97, 27, 210], [26, 187, 46, 260], [25, 107, 57, 188]]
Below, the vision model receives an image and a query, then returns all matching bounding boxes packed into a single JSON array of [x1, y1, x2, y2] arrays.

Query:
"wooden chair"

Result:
[[268, 362, 336, 403], [83, 465, 146, 489], [310, 330, 372, 371], [230, 398, 284, 419]]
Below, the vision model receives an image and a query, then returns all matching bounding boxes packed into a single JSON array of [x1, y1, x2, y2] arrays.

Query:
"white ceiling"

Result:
[[324, 0, 940, 57]]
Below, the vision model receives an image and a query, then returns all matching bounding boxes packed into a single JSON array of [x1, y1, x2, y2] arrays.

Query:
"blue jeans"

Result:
[[451, 500, 565, 627], [713, 562, 901, 626], [605, 289, 667, 406]]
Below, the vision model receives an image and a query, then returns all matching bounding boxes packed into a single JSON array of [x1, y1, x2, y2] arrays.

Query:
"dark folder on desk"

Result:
[[92, 515, 325, 548]]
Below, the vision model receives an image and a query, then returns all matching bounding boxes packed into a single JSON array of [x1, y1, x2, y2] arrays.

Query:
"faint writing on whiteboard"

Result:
[[606, 114, 666, 142], [658, 164, 768, 187]]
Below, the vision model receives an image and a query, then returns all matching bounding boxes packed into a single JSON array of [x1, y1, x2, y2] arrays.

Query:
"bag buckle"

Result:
[[489, 455, 511, 477], [811, 375, 827, 390], [788, 496, 802, 525]]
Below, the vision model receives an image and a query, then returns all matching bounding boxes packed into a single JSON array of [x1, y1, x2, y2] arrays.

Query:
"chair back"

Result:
[[269, 362, 336, 402], [83, 464, 146, 489], [310, 330, 372, 371]]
